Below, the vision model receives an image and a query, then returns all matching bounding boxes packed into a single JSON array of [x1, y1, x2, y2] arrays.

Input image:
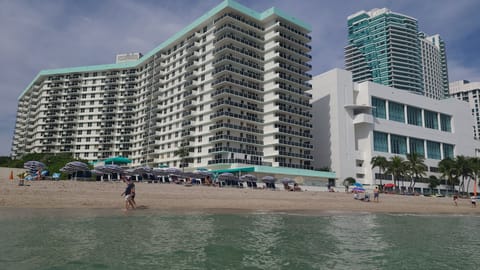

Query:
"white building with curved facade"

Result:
[[12, 0, 313, 170], [311, 69, 479, 187]]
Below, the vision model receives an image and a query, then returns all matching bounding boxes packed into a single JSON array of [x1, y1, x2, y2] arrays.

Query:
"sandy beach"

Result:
[[0, 177, 478, 215]]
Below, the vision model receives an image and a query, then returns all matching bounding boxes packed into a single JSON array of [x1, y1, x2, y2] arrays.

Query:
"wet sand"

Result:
[[0, 178, 478, 215]]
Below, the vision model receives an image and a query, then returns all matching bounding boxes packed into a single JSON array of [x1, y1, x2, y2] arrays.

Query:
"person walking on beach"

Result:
[[130, 178, 136, 208], [453, 194, 458, 206], [121, 178, 135, 210], [373, 186, 379, 202], [471, 196, 477, 208]]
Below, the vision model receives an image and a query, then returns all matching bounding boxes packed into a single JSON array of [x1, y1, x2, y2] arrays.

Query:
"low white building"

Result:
[[311, 68, 479, 189]]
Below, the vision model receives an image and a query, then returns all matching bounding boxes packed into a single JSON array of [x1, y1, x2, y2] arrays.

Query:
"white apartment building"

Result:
[[420, 33, 449, 99], [450, 80, 480, 141], [12, 0, 313, 170], [311, 69, 478, 186]]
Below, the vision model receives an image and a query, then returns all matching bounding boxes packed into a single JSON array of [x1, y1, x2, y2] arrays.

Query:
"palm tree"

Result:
[[405, 152, 427, 189], [385, 155, 406, 191], [470, 157, 480, 195], [371, 156, 388, 187], [438, 158, 459, 194], [428, 175, 440, 195], [455, 155, 472, 194]]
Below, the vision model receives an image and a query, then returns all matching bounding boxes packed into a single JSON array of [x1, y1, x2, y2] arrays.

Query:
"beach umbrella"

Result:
[[280, 177, 295, 184], [352, 187, 365, 193], [218, 172, 239, 181], [61, 161, 89, 180], [103, 164, 125, 174], [104, 156, 132, 165], [261, 176, 277, 184], [384, 183, 395, 188], [24, 161, 46, 170], [164, 167, 182, 174], [353, 182, 363, 188], [91, 169, 105, 175], [131, 166, 152, 175], [240, 174, 257, 182]]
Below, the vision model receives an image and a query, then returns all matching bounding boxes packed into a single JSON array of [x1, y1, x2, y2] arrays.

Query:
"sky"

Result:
[[1, 0, 480, 156]]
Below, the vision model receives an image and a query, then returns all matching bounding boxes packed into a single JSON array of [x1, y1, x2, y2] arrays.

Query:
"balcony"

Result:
[[208, 134, 263, 145], [208, 158, 271, 166], [353, 113, 374, 125]]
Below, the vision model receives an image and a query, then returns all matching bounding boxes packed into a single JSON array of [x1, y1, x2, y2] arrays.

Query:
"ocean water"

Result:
[[0, 209, 479, 270]]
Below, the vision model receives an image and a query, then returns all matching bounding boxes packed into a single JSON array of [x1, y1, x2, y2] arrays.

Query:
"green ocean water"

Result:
[[0, 209, 478, 270]]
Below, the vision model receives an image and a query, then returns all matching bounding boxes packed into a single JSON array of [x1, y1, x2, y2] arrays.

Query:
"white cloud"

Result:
[[1, 0, 480, 156]]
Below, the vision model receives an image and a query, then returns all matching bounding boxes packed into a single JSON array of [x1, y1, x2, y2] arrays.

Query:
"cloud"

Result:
[[1, 0, 480, 156]]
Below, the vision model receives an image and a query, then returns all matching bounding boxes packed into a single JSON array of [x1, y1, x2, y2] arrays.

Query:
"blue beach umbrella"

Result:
[[354, 182, 363, 188]]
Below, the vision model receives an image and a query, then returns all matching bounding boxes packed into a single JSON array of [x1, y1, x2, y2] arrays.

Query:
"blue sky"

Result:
[[1, 0, 479, 156]]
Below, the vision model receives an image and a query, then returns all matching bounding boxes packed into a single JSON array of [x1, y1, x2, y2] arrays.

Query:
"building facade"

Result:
[[450, 80, 480, 141], [311, 69, 478, 186], [345, 8, 449, 99], [420, 33, 449, 99], [12, 0, 313, 170]]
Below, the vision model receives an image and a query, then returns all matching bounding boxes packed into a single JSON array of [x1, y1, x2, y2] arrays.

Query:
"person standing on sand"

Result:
[[471, 196, 477, 208], [373, 186, 379, 202], [453, 194, 458, 206]]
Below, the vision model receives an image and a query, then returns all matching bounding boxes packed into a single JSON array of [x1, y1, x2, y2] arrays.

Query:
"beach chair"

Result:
[[52, 173, 61, 180]]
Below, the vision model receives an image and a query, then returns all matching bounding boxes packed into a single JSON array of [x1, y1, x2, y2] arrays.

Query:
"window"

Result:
[[390, 134, 407, 154], [409, 137, 425, 157], [427, 141, 441, 159], [373, 131, 388, 152], [443, 143, 454, 159], [424, 110, 438, 129], [440, 114, 451, 132], [407, 106, 422, 126], [388, 101, 405, 123], [372, 97, 386, 119]]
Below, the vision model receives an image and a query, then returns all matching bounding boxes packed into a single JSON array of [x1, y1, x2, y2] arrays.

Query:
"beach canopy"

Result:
[[24, 161, 46, 170], [93, 164, 124, 174], [218, 172, 239, 181], [104, 156, 132, 165], [240, 174, 257, 182], [280, 177, 295, 184], [384, 183, 395, 188], [130, 166, 152, 175], [353, 182, 363, 188], [261, 176, 277, 183], [61, 161, 89, 173]]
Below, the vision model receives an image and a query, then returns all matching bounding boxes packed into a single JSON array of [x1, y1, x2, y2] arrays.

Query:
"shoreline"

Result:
[[0, 178, 478, 215]]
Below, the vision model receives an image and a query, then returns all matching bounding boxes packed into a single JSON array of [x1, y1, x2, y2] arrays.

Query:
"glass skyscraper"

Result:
[[345, 8, 448, 97]]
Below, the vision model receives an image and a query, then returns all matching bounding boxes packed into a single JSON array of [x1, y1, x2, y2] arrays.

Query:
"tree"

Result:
[[455, 155, 472, 194], [385, 155, 406, 191], [438, 158, 459, 194], [371, 156, 388, 187], [470, 157, 480, 195], [428, 175, 440, 195], [343, 177, 356, 193], [174, 140, 191, 172], [405, 152, 427, 189]]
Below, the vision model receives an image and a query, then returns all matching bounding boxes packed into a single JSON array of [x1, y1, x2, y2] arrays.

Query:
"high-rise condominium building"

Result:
[[12, 0, 313, 170], [450, 80, 480, 140], [345, 8, 449, 99], [420, 33, 449, 99]]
